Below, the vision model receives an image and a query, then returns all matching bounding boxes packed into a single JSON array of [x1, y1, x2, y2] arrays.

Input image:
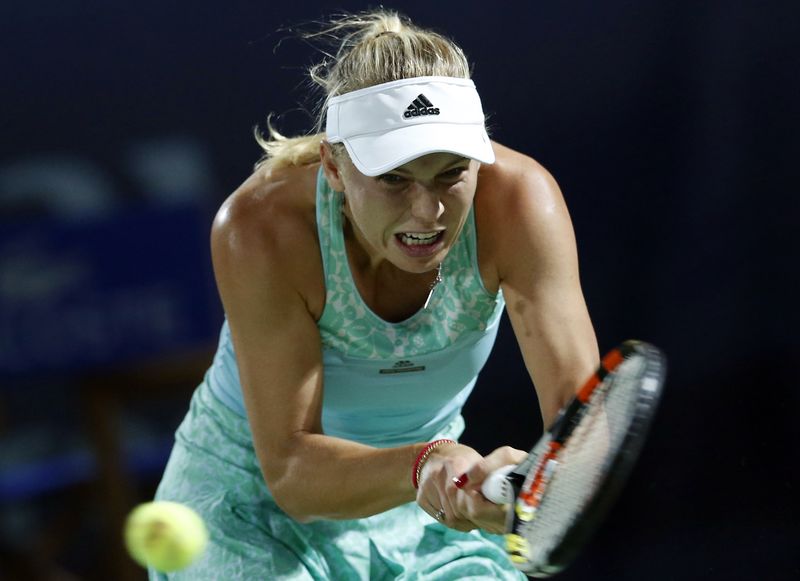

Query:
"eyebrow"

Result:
[[387, 157, 470, 176]]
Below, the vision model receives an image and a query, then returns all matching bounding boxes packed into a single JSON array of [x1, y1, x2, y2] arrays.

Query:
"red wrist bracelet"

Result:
[[412, 439, 456, 489]]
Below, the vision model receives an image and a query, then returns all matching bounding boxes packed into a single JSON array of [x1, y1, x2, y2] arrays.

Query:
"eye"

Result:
[[439, 166, 469, 181], [377, 173, 408, 185]]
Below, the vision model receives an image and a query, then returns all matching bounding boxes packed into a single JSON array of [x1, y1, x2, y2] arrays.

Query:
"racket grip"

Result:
[[481, 464, 516, 504]]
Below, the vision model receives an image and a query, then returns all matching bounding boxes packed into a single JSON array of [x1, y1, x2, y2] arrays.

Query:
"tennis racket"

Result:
[[481, 340, 666, 577]]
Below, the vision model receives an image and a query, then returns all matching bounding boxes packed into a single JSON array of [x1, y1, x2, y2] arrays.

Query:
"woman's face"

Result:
[[321, 144, 479, 275]]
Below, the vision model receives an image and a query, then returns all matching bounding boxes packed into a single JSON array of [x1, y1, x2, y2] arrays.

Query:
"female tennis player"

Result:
[[153, 9, 598, 580]]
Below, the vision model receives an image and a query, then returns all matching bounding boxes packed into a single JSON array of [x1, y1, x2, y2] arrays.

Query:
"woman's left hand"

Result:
[[416, 444, 527, 533]]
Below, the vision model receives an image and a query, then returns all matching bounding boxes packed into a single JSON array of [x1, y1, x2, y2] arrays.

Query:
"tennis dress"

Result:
[[151, 169, 525, 580]]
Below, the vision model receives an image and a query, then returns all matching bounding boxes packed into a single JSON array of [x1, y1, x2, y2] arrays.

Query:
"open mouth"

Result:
[[394, 231, 446, 257], [395, 231, 444, 246]]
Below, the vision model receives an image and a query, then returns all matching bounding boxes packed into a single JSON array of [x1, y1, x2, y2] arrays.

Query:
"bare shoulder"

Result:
[[475, 142, 563, 219], [474, 142, 574, 288], [213, 162, 320, 252], [211, 162, 325, 318]]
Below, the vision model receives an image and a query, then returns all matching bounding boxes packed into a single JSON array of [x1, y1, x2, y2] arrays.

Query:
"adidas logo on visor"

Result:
[[403, 94, 440, 118]]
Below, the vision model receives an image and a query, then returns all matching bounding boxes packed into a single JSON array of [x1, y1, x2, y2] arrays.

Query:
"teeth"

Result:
[[399, 232, 440, 246]]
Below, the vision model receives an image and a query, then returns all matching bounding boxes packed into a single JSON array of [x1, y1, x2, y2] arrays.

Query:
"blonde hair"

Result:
[[255, 10, 471, 170]]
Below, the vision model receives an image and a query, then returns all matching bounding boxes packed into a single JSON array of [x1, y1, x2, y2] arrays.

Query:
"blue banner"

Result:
[[0, 205, 222, 380]]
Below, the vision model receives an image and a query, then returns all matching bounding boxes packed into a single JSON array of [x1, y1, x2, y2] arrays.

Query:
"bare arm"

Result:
[[416, 148, 599, 531], [211, 178, 426, 522], [484, 148, 599, 427]]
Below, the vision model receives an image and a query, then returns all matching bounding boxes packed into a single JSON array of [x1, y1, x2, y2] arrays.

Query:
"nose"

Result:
[[409, 183, 444, 223]]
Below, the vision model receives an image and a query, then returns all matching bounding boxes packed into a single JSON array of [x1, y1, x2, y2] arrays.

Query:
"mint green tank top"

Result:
[[207, 169, 505, 446]]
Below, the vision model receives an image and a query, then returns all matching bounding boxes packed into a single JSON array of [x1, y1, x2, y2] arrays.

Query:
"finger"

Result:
[[434, 478, 481, 532], [439, 480, 461, 524], [430, 498, 474, 531], [456, 488, 508, 534], [425, 501, 441, 520], [459, 446, 527, 492]]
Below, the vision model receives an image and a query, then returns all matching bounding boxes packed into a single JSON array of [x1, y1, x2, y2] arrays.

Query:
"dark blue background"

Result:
[[1, 1, 798, 579]]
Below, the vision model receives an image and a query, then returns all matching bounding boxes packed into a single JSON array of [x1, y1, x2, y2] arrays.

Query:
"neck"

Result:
[[341, 212, 390, 276], [341, 215, 444, 318]]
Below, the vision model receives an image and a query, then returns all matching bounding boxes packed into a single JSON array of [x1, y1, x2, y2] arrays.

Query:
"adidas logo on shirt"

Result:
[[378, 359, 427, 374], [403, 94, 440, 118]]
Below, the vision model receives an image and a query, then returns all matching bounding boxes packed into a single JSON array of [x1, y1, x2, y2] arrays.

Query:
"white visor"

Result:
[[325, 76, 495, 176]]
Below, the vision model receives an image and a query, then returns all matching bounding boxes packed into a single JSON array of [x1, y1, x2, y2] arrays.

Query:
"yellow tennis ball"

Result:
[[124, 501, 208, 572]]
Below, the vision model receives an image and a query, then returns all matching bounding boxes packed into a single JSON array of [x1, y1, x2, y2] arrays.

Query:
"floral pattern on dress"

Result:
[[315, 176, 504, 361]]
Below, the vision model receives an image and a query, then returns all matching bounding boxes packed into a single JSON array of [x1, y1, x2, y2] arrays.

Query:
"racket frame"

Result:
[[500, 340, 666, 577]]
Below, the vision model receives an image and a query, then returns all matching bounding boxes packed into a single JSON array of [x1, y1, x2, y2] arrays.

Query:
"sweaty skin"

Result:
[[210, 140, 598, 529]]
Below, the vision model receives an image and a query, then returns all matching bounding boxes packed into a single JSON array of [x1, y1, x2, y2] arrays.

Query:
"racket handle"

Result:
[[481, 464, 516, 504]]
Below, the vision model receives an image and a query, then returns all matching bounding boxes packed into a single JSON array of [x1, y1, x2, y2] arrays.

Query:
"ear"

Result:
[[320, 140, 346, 192]]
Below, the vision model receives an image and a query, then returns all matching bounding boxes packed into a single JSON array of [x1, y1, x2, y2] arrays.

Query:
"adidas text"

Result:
[[403, 107, 440, 118], [404, 94, 440, 118]]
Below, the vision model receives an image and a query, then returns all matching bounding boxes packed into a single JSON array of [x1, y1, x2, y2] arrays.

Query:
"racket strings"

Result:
[[516, 355, 646, 567]]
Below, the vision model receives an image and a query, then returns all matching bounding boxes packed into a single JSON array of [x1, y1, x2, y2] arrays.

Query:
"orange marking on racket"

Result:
[[519, 443, 561, 508], [602, 348, 624, 371], [576, 374, 600, 402]]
